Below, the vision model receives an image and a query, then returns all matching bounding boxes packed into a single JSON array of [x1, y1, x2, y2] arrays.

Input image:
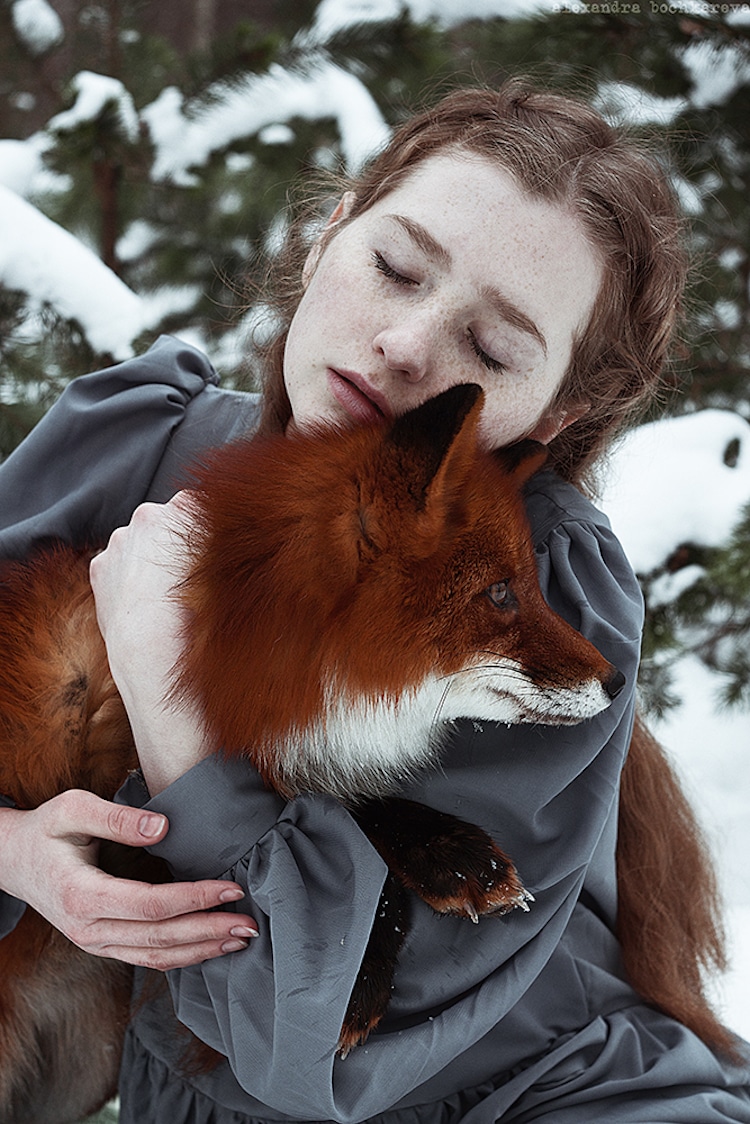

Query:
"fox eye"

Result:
[[485, 580, 512, 608]]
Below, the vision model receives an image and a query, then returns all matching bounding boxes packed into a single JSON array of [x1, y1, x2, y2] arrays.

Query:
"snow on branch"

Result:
[[143, 61, 390, 183], [0, 184, 146, 358], [49, 71, 140, 142], [601, 410, 750, 575]]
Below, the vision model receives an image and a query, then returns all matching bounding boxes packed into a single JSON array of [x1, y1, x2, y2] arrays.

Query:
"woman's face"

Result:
[[283, 150, 602, 449]]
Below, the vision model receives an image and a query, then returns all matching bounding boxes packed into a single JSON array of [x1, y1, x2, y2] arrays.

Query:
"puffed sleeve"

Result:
[[127, 472, 644, 1122], [0, 335, 220, 556]]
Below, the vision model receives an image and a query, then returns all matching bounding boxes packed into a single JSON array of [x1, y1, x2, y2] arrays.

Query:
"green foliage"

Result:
[[0, 287, 97, 458], [637, 503, 750, 716], [2, 0, 750, 710], [4, 3, 749, 401]]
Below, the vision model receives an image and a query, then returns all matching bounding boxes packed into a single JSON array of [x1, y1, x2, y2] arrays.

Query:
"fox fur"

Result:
[[0, 383, 734, 1122]]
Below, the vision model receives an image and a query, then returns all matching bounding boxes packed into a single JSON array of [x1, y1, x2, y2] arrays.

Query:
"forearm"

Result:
[[0, 806, 29, 937], [89, 494, 219, 796], [118, 686, 214, 797]]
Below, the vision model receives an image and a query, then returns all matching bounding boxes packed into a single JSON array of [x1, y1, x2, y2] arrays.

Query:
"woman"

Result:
[[1, 79, 749, 1122]]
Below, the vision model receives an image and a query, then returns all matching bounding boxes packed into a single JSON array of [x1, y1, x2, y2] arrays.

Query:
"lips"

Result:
[[327, 369, 393, 425]]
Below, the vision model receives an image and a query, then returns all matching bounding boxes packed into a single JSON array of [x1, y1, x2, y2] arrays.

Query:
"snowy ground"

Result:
[[654, 661, 750, 1043], [601, 414, 750, 1043]]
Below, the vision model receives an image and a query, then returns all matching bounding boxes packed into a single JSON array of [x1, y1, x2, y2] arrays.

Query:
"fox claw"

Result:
[[485, 886, 534, 916]]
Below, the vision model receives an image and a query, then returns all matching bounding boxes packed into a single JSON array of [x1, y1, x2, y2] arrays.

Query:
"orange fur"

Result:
[[617, 714, 736, 1058], [0, 383, 733, 1119], [176, 388, 618, 798], [0, 543, 135, 808]]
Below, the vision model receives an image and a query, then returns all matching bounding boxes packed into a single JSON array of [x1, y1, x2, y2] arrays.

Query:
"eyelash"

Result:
[[468, 331, 506, 374], [373, 251, 507, 375], [372, 251, 415, 286]]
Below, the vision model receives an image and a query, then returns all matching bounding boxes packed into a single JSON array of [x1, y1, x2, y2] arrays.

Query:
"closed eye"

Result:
[[372, 251, 416, 287], [468, 330, 506, 374]]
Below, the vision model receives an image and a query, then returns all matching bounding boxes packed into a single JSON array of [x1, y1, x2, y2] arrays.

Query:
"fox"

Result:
[[0, 382, 732, 1123]]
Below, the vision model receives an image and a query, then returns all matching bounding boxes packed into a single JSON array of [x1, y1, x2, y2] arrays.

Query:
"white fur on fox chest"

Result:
[[271, 659, 612, 801]]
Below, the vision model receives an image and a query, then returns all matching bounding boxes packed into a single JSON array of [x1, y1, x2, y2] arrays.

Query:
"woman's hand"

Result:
[[0, 791, 258, 968], [89, 494, 211, 795]]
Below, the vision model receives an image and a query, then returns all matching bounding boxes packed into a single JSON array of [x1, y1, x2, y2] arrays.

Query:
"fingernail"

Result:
[[219, 888, 245, 903], [221, 939, 248, 953], [230, 925, 259, 939], [139, 814, 166, 838]]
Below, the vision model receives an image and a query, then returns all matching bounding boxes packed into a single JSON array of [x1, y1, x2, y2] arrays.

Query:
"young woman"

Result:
[[1, 79, 749, 1122]]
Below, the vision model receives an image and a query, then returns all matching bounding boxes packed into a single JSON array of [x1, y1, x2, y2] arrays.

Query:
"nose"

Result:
[[372, 319, 433, 383], [605, 667, 626, 700]]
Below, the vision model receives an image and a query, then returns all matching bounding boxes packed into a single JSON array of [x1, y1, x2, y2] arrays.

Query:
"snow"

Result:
[[143, 61, 390, 183], [682, 38, 750, 109], [0, 137, 45, 195], [307, 0, 563, 39], [599, 410, 750, 574], [10, 0, 64, 55], [0, 183, 148, 358], [1, 0, 749, 1051], [49, 71, 140, 144], [594, 81, 687, 127]]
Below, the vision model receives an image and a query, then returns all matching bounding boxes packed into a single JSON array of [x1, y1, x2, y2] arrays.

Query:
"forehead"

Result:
[[358, 149, 603, 343]]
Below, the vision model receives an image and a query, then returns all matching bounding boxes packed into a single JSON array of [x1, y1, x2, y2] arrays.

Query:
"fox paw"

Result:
[[408, 830, 534, 921], [353, 798, 534, 923], [337, 995, 383, 1059]]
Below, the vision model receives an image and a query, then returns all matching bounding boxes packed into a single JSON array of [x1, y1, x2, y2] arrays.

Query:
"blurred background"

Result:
[[2, 0, 750, 1072]]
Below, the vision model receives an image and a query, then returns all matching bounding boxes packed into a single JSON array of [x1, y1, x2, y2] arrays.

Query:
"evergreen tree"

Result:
[[1, 0, 749, 710]]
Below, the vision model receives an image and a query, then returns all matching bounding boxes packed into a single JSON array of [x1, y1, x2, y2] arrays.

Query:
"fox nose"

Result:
[[605, 667, 626, 699]]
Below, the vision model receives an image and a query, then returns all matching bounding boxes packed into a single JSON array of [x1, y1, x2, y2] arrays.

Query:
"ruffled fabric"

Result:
[[119, 1022, 493, 1123], [462, 1003, 750, 1122], [119, 997, 750, 1124], [0, 334, 258, 556], [0, 339, 747, 1120]]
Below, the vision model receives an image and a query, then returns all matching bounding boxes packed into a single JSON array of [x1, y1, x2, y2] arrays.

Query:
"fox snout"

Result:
[[442, 633, 625, 732], [605, 667, 627, 699]]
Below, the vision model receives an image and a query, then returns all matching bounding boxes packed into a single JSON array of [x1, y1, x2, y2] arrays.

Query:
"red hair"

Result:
[[254, 78, 687, 489]]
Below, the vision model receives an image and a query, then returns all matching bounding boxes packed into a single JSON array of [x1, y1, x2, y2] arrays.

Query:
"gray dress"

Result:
[[0, 336, 748, 1123]]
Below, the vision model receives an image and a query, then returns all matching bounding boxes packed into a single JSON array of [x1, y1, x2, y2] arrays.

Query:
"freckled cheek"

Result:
[[315, 268, 378, 346], [478, 381, 552, 447]]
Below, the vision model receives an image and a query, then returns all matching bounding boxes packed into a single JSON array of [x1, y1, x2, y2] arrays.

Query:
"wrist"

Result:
[[120, 689, 216, 796]]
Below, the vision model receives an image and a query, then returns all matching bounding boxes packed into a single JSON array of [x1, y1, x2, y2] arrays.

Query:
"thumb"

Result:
[[50, 789, 168, 847]]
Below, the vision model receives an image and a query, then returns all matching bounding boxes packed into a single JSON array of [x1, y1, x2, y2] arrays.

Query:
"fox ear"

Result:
[[385, 383, 484, 510], [373, 384, 483, 557], [495, 439, 548, 486]]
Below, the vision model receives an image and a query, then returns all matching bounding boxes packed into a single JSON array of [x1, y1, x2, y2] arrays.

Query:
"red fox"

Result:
[[0, 383, 732, 1123]]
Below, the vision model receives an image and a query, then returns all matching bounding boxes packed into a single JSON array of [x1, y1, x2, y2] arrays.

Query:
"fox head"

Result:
[[177, 384, 624, 799]]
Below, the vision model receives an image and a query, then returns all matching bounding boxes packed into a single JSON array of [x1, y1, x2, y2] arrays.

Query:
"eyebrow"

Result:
[[385, 213, 548, 357]]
